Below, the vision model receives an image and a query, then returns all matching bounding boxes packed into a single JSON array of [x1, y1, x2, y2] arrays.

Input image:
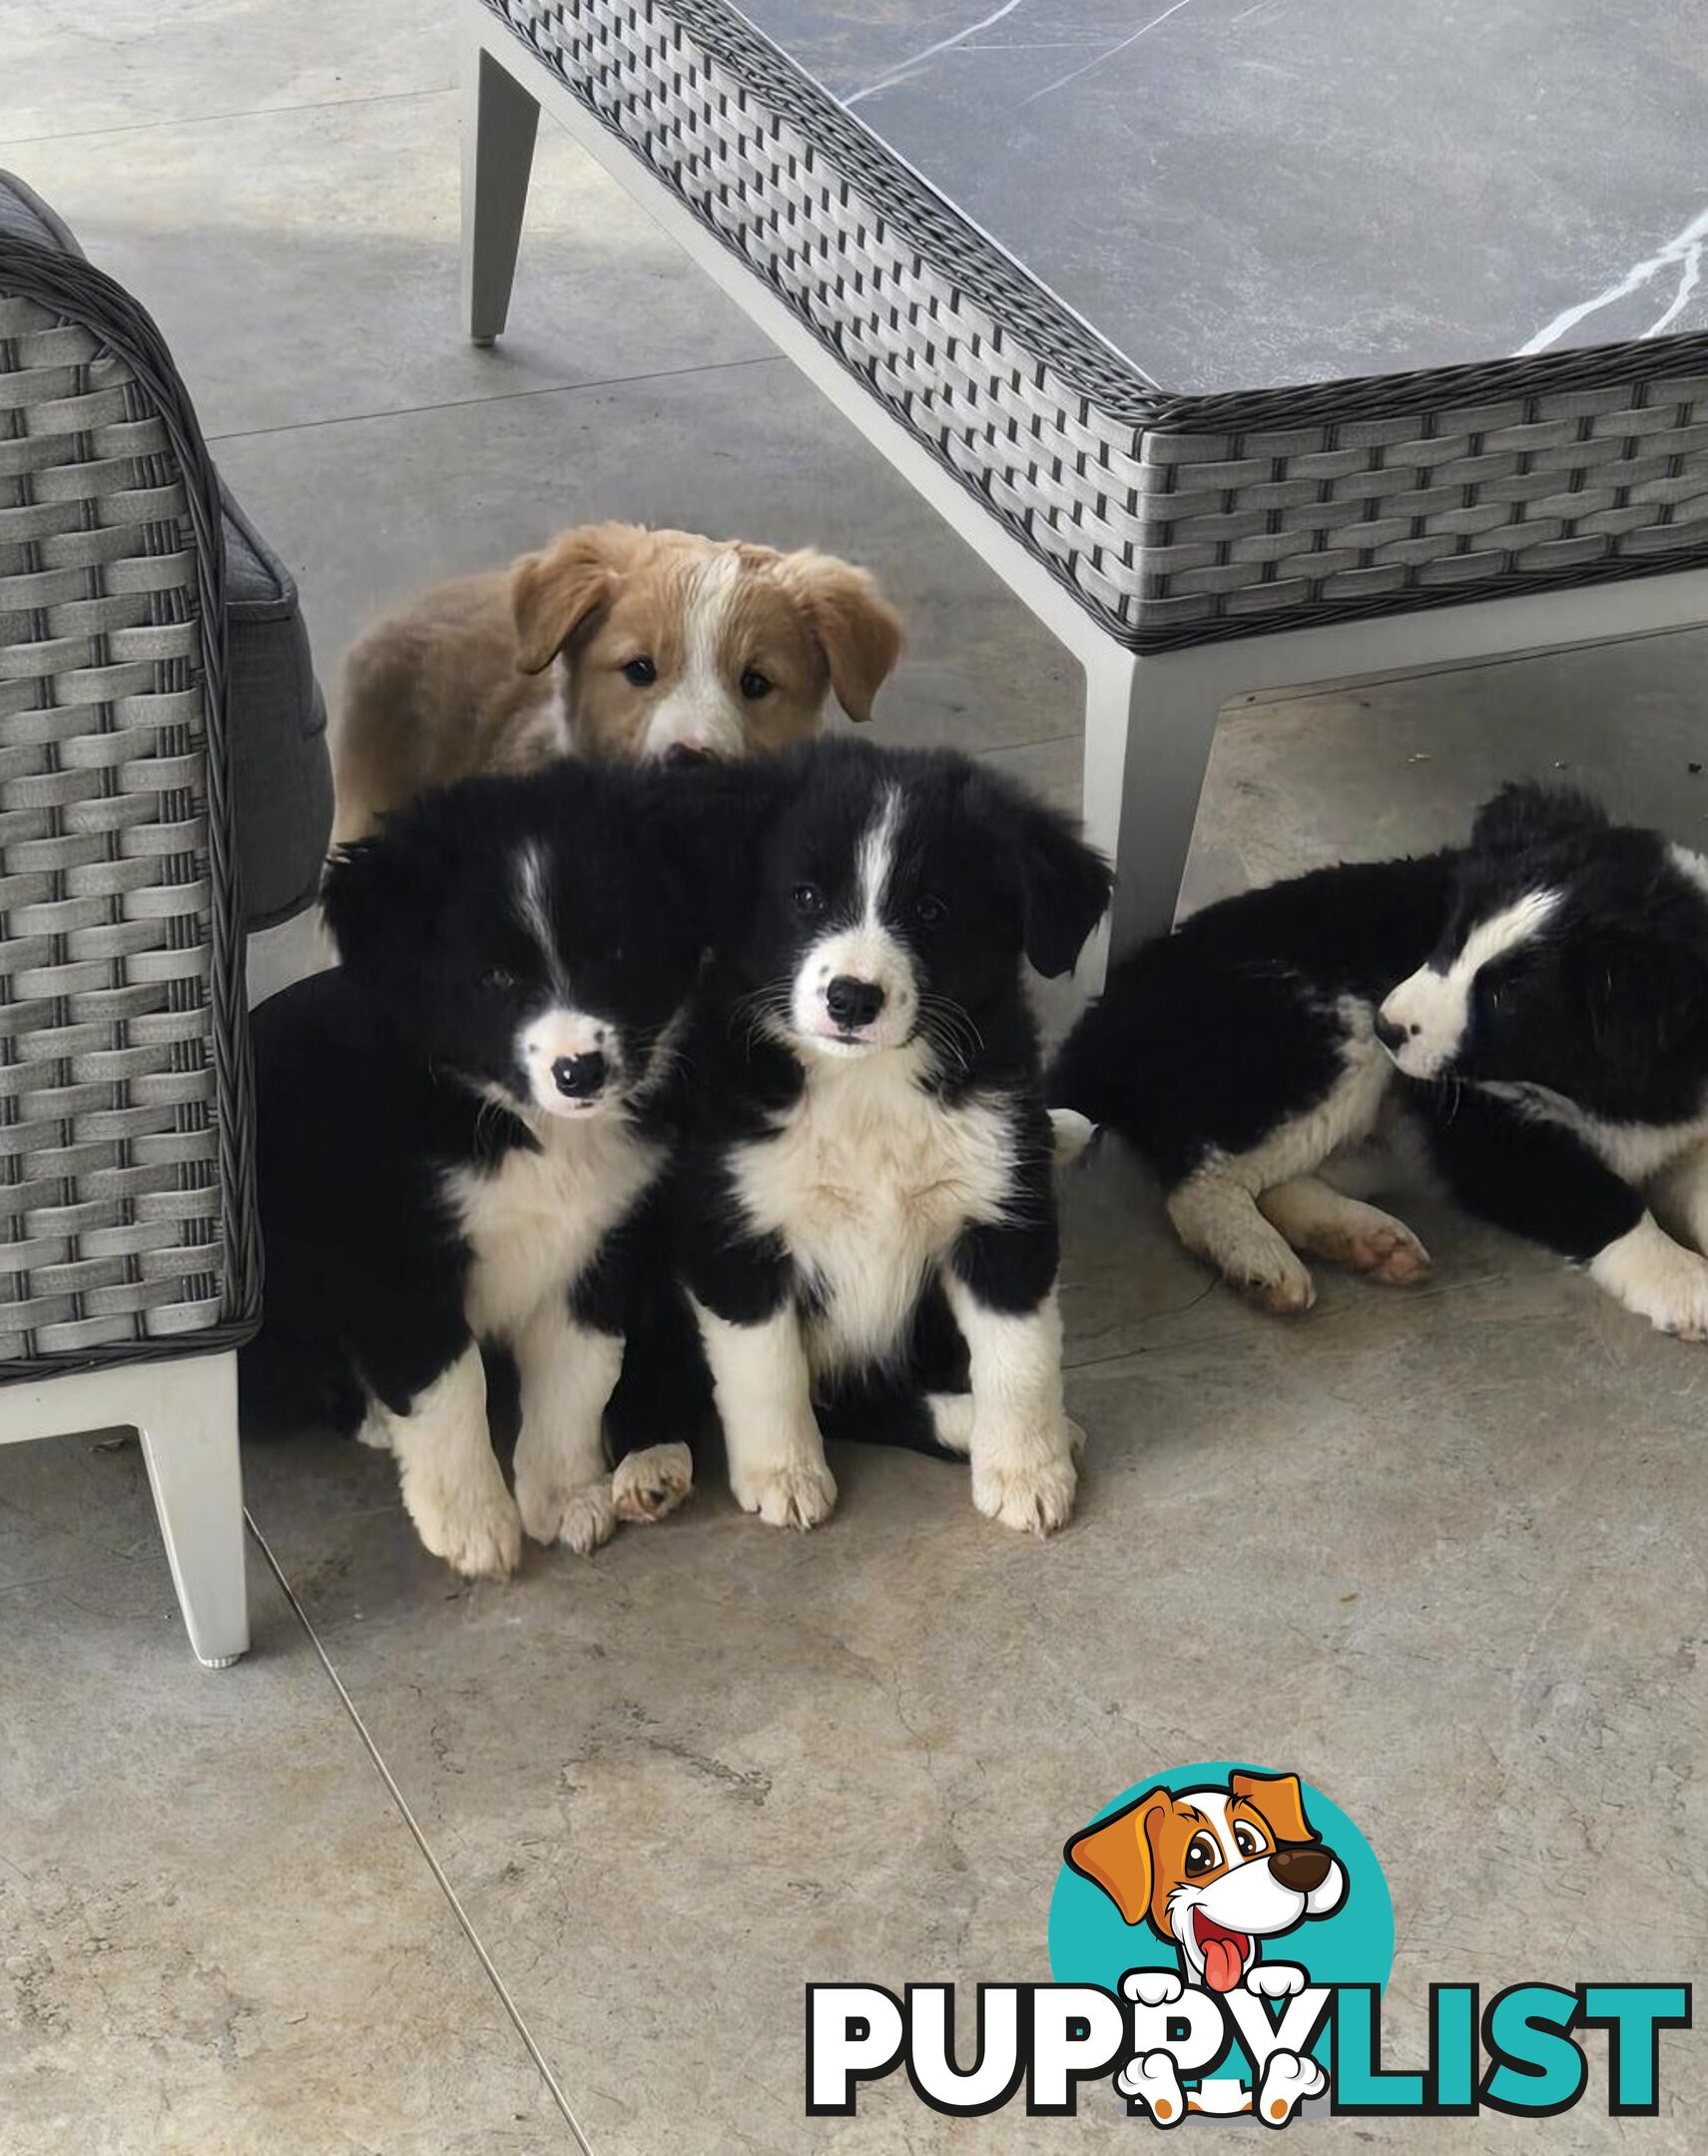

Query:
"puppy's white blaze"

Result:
[[644, 549, 746, 759], [515, 842, 564, 994], [1380, 887, 1560, 1078], [856, 784, 903, 925], [790, 787, 918, 1052]]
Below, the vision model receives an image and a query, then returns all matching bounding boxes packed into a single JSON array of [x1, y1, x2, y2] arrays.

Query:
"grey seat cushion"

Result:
[[0, 169, 332, 928]]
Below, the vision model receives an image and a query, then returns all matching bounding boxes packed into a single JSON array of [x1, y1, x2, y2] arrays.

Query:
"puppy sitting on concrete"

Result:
[[331, 522, 902, 841]]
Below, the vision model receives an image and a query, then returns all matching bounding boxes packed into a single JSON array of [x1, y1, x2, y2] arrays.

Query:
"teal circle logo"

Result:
[[1050, 1762, 1393, 2078]]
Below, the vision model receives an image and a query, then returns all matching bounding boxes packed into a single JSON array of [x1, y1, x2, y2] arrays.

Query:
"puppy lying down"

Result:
[[1053, 785, 1708, 1340]]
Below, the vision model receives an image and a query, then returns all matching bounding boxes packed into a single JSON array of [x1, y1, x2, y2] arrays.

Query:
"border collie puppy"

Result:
[[670, 739, 1111, 1536], [251, 765, 702, 1578], [1051, 785, 1708, 1340]]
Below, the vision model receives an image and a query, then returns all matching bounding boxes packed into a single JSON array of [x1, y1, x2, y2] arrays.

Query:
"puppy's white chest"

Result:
[[447, 1121, 659, 1341], [733, 1054, 1014, 1370]]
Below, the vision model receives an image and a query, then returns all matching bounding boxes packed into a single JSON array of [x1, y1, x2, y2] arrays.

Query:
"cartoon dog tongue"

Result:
[[1196, 1917, 1250, 1992]]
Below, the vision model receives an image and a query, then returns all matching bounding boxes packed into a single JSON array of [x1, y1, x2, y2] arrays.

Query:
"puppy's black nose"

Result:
[[1374, 1012, 1411, 1054], [663, 742, 716, 768], [1269, 1845, 1332, 1893], [826, 976, 884, 1029], [552, 1051, 607, 1099]]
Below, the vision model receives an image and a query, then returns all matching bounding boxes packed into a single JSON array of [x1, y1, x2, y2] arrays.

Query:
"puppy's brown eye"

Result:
[[792, 882, 824, 915], [740, 668, 773, 700], [914, 894, 946, 926], [1184, 1833, 1221, 1877], [1232, 1823, 1266, 1860], [623, 657, 657, 687]]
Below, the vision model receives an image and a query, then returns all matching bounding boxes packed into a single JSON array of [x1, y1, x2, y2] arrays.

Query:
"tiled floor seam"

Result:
[[203, 351, 786, 444], [245, 1512, 597, 2155], [0, 83, 453, 152]]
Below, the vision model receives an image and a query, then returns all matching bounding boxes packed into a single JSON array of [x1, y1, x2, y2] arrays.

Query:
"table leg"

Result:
[[460, 27, 541, 346]]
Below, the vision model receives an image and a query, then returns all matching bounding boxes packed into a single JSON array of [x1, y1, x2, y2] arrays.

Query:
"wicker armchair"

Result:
[[0, 178, 331, 1664]]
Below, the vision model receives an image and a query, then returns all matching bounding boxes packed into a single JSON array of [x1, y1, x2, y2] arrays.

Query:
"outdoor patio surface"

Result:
[[2, 4, 1704, 2150]]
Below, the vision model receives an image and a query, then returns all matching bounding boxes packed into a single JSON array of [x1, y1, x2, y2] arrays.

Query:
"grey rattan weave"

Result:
[[479, 0, 1708, 652], [0, 238, 259, 1376]]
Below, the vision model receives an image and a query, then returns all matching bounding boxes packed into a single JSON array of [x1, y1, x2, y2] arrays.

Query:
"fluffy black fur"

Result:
[[248, 762, 706, 1572], [1052, 785, 1708, 1308], [655, 737, 1111, 1526]]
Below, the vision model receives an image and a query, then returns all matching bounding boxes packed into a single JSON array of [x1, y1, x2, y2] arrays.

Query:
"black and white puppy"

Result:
[[251, 765, 702, 1578], [1051, 785, 1708, 1339], [672, 739, 1111, 1535], [1378, 784, 1708, 1338]]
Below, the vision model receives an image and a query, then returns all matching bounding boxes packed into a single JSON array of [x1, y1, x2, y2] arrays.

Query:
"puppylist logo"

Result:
[[807, 1763, 1691, 2125]]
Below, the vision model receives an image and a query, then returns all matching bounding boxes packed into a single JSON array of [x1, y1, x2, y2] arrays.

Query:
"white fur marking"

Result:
[[1381, 890, 1559, 1079], [511, 1302, 622, 1552], [731, 1043, 1013, 1376], [941, 1275, 1079, 1534], [644, 550, 746, 760], [1588, 1212, 1708, 1338], [790, 787, 918, 1054], [1169, 1005, 1395, 1310], [611, 1441, 695, 1522], [382, 1346, 520, 1578], [693, 1299, 837, 1527], [448, 1116, 661, 1343]]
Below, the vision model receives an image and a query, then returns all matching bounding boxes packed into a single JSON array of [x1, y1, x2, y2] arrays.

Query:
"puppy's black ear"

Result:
[[1470, 783, 1609, 855], [320, 821, 445, 977], [991, 781, 1113, 978]]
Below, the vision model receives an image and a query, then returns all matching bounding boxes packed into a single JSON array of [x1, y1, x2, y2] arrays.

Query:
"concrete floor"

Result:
[[3, 5, 1705, 2151]]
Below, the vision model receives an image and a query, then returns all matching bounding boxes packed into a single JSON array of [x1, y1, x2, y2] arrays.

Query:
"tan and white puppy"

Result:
[[331, 523, 902, 842], [1065, 1772, 1345, 2127]]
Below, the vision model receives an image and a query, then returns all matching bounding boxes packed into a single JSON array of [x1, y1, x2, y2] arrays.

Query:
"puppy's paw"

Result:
[[612, 1442, 694, 1523], [1049, 1107, 1096, 1167], [1256, 2049, 1327, 2127], [1337, 1216, 1431, 1284], [1116, 2049, 1188, 2127], [1245, 1962, 1307, 2000], [732, 1455, 837, 1530], [971, 1446, 1078, 1535], [515, 1470, 617, 1555], [925, 1392, 974, 1456], [1247, 1250, 1317, 1315], [407, 1475, 522, 1579], [1122, 1969, 1184, 2008], [1591, 1217, 1708, 1340]]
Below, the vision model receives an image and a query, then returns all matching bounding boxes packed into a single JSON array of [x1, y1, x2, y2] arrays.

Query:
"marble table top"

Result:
[[737, 0, 1708, 394]]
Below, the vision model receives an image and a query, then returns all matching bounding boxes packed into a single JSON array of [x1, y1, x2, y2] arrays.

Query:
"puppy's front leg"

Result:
[[693, 1299, 836, 1529], [381, 1342, 521, 1578], [512, 1296, 623, 1555], [945, 1216, 1081, 1536]]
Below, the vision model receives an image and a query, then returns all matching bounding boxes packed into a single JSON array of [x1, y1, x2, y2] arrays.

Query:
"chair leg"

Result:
[[137, 1351, 250, 1669], [1080, 640, 1230, 974], [460, 28, 541, 345]]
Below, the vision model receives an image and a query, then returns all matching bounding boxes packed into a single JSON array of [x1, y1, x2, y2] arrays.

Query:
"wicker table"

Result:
[[459, 0, 1708, 962]]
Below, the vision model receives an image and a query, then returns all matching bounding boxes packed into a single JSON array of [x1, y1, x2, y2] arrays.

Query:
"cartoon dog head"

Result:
[[1064, 1772, 1347, 1992]]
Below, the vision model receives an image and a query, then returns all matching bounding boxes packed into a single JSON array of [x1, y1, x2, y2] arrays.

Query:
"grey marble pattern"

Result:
[[3, 0, 1706, 2146], [741, 0, 1708, 390]]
